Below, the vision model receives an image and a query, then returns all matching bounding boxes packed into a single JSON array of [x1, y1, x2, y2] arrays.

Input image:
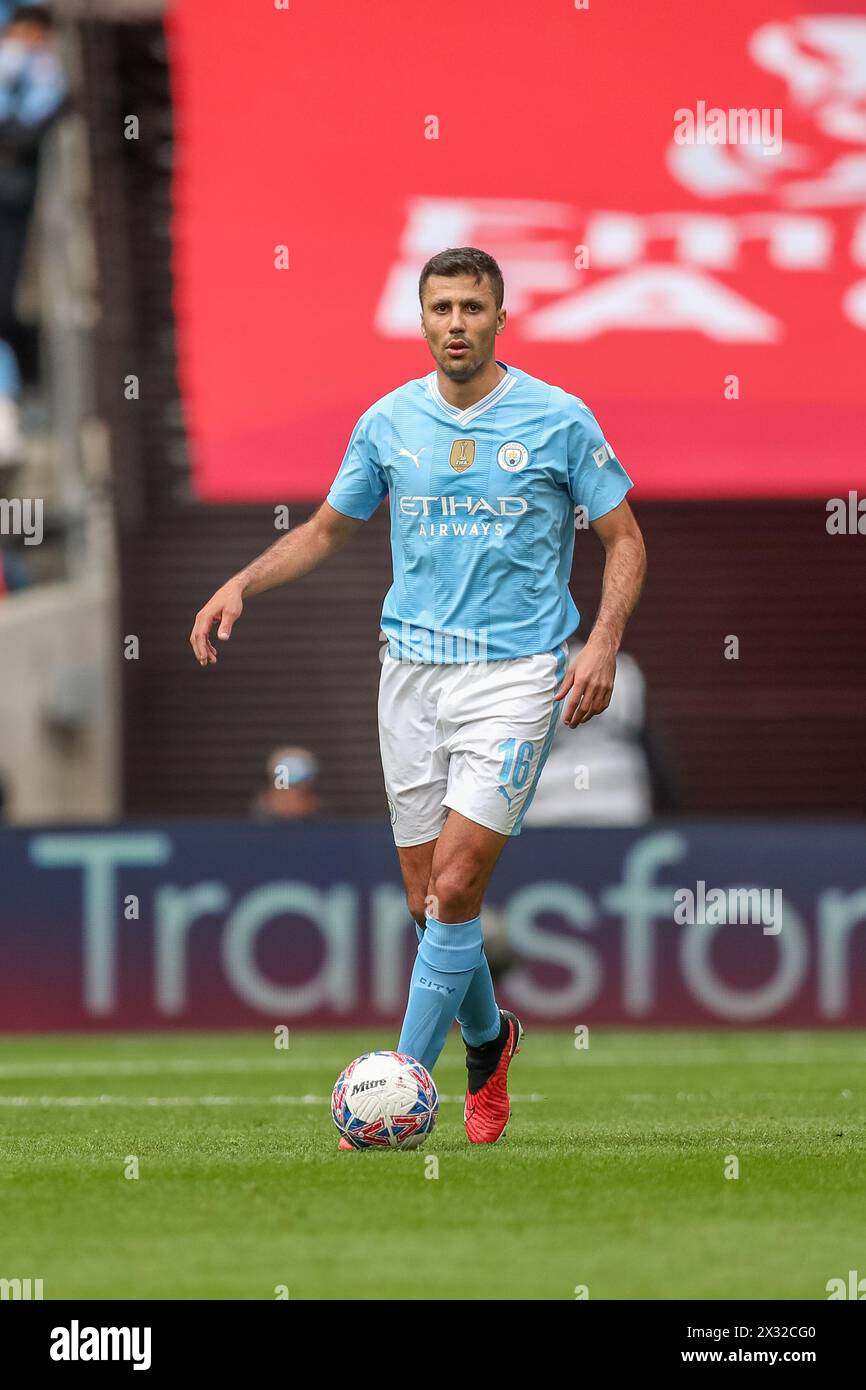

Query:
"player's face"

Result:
[[420, 275, 506, 381]]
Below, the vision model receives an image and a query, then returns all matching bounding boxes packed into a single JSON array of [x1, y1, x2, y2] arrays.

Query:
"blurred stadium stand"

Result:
[[0, 1, 863, 827], [0, 1, 118, 821]]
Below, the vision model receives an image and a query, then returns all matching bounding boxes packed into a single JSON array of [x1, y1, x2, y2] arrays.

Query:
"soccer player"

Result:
[[189, 247, 646, 1145]]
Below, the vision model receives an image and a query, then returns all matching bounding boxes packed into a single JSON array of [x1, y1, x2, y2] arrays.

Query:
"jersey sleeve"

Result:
[[326, 412, 388, 520], [565, 400, 633, 521]]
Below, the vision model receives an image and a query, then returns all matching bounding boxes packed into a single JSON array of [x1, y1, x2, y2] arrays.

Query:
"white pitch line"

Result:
[[0, 1093, 546, 1107], [577, 1051, 866, 1063], [0, 1052, 860, 1080], [0, 1094, 330, 1107], [0, 1058, 346, 1079]]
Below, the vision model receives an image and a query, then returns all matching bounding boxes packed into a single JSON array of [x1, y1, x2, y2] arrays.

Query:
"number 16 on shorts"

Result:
[[496, 737, 536, 815]]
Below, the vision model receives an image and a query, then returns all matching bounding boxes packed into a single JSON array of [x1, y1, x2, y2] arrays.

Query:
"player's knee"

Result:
[[425, 869, 482, 923]]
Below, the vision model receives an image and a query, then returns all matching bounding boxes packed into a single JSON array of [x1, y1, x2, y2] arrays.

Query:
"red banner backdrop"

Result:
[[167, 0, 866, 502]]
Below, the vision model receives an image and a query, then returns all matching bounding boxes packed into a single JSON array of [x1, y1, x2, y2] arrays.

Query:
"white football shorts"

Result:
[[378, 642, 569, 846]]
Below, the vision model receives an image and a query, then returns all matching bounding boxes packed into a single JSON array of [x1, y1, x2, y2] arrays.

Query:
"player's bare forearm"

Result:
[[237, 503, 361, 597], [586, 499, 646, 654], [189, 502, 362, 666], [555, 498, 646, 726]]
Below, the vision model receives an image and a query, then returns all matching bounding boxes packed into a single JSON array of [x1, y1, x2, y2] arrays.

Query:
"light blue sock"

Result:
[[455, 951, 501, 1046], [397, 913, 484, 1072], [412, 918, 500, 1047]]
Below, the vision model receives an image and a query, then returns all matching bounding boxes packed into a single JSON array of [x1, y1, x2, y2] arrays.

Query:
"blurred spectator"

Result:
[[0, 540, 32, 592], [251, 745, 321, 820], [523, 642, 678, 825], [0, 2, 67, 419], [0, 334, 19, 458]]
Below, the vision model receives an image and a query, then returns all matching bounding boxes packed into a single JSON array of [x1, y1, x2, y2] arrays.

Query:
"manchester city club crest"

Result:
[[449, 438, 476, 472], [496, 440, 529, 472]]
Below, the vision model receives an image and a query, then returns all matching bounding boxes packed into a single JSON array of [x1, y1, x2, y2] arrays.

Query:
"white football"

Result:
[[331, 1050, 438, 1149]]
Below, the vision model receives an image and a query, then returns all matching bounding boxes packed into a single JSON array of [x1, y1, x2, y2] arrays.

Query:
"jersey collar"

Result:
[[425, 360, 517, 426]]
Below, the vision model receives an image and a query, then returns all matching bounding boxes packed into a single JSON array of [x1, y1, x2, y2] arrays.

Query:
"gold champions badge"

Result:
[[449, 439, 476, 473]]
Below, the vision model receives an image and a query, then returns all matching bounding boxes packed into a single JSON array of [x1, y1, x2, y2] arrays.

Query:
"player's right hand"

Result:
[[189, 580, 244, 666]]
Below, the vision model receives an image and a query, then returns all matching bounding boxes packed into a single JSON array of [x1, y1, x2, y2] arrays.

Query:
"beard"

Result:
[[437, 345, 489, 381]]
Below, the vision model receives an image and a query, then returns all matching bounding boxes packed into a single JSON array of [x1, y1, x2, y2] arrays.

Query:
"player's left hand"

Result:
[[555, 636, 617, 727]]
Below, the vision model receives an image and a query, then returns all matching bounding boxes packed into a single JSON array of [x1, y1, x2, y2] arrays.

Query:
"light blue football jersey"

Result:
[[326, 361, 633, 663]]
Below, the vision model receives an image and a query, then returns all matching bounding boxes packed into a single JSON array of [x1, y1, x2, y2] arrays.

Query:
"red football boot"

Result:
[[463, 1009, 524, 1143], [338, 1136, 355, 1150]]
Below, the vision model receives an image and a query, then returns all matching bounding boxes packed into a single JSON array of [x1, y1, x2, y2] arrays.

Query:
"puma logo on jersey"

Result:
[[397, 446, 425, 468], [497, 785, 518, 811]]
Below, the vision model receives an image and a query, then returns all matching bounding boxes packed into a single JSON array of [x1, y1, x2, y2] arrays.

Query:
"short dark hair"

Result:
[[419, 247, 504, 310]]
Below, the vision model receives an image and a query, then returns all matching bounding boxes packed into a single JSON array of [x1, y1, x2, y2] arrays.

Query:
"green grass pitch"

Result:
[[1, 1030, 864, 1300]]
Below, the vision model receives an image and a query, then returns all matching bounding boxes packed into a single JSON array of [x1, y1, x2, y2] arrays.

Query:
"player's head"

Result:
[[418, 247, 506, 382], [4, 5, 54, 44]]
